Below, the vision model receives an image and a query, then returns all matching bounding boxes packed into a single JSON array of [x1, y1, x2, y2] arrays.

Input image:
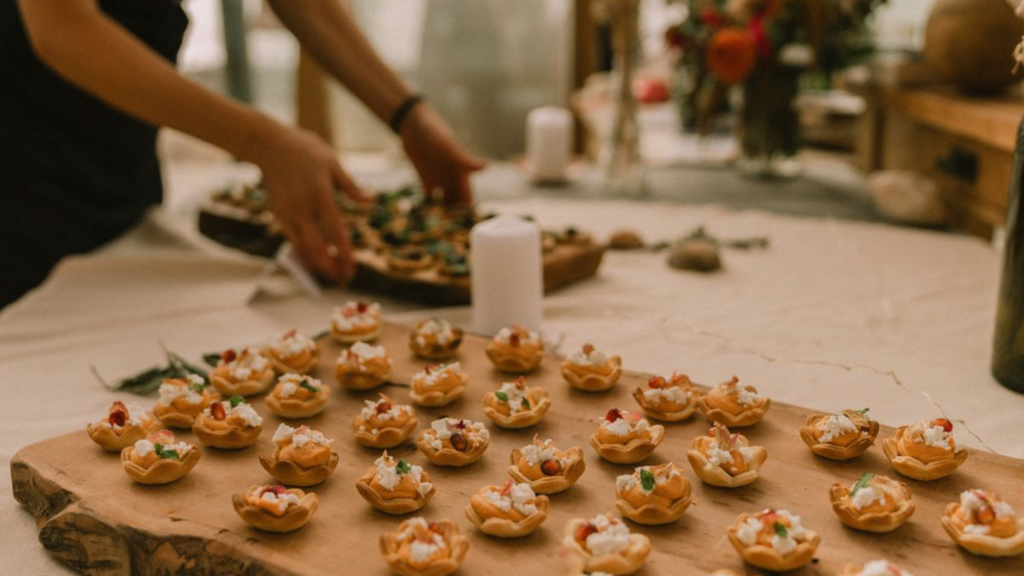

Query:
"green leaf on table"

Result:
[[202, 352, 222, 367], [311, 330, 329, 342]]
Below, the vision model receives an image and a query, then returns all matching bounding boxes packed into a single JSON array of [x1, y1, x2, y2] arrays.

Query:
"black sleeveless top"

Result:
[[0, 0, 188, 306]]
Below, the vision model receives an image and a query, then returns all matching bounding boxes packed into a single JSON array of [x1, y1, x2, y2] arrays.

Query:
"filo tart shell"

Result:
[[632, 387, 699, 422], [507, 446, 586, 495], [882, 426, 968, 481], [87, 419, 158, 452], [941, 502, 1024, 557], [464, 492, 550, 537], [191, 415, 262, 449], [153, 392, 221, 429], [232, 487, 318, 533], [726, 514, 821, 572], [409, 374, 467, 407], [418, 436, 489, 467], [697, 396, 770, 428], [259, 451, 340, 486], [410, 331, 463, 360], [210, 370, 275, 397], [263, 344, 321, 375], [355, 468, 436, 515], [482, 388, 552, 429], [486, 344, 544, 374], [686, 439, 768, 488], [589, 425, 665, 465], [616, 480, 693, 525], [380, 519, 468, 576], [335, 367, 391, 391], [265, 388, 331, 419], [330, 324, 381, 344], [800, 413, 879, 460], [120, 446, 202, 485], [561, 356, 623, 392], [354, 416, 419, 449], [562, 518, 652, 575], [828, 481, 915, 533]]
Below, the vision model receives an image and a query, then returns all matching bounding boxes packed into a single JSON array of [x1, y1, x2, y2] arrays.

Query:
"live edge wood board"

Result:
[[11, 322, 1024, 576]]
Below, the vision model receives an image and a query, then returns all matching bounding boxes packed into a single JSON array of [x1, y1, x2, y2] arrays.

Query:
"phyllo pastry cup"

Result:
[[331, 300, 382, 344], [941, 489, 1024, 557], [87, 401, 158, 452], [838, 560, 915, 576], [260, 424, 339, 486], [409, 362, 468, 407], [800, 409, 879, 461], [380, 518, 469, 576], [354, 393, 418, 449], [265, 374, 331, 419], [697, 376, 770, 428], [882, 418, 968, 481], [687, 423, 767, 488], [263, 329, 321, 375], [562, 514, 651, 575], [589, 409, 665, 465], [486, 325, 544, 373], [726, 509, 820, 572], [121, 431, 201, 485], [615, 463, 693, 525], [561, 343, 623, 392], [465, 480, 550, 538], [418, 417, 490, 467], [508, 436, 586, 495], [210, 348, 275, 397], [232, 484, 318, 533], [153, 374, 220, 429], [482, 377, 551, 429], [410, 318, 463, 360], [632, 373, 700, 422], [335, 341, 392, 391], [829, 472, 915, 533], [356, 452, 436, 515], [192, 396, 264, 449]]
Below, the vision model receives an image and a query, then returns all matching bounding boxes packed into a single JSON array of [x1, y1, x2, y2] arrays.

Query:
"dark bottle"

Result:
[[993, 118, 1024, 393]]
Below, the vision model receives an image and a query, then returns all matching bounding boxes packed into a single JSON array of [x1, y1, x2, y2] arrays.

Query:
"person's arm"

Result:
[[268, 0, 486, 205], [18, 0, 362, 281]]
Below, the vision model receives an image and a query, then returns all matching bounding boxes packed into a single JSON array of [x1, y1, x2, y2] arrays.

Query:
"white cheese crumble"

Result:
[[415, 363, 462, 387], [360, 398, 411, 423], [222, 350, 269, 381], [259, 489, 301, 514], [858, 560, 913, 576], [615, 474, 637, 493], [736, 386, 761, 407], [585, 514, 631, 557], [277, 374, 322, 399], [272, 423, 333, 447], [269, 331, 316, 359], [520, 440, 566, 468], [818, 414, 857, 443], [921, 425, 952, 450], [706, 442, 735, 467], [134, 439, 155, 457], [736, 518, 762, 546], [495, 327, 539, 345], [496, 381, 530, 414], [415, 319, 455, 346], [332, 301, 380, 331], [158, 381, 203, 406], [423, 418, 489, 447], [338, 342, 389, 369], [482, 483, 538, 516], [567, 346, 607, 367], [374, 455, 424, 492], [850, 486, 886, 511], [642, 386, 690, 405]]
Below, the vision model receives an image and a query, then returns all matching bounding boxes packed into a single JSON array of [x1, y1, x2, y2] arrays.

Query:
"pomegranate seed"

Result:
[[514, 376, 526, 389], [375, 401, 391, 414], [221, 349, 237, 363], [284, 329, 297, 338], [427, 521, 445, 535], [933, 418, 953, 433], [357, 301, 368, 313], [108, 401, 128, 427], [605, 408, 622, 422], [647, 376, 666, 389], [210, 402, 227, 420], [500, 480, 514, 496], [575, 523, 598, 544], [582, 343, 595, 355], [452, 419, 467, 430], [541, 459, 562, 476], [449, 432, 468, 452], [509, 333, 521, 347]]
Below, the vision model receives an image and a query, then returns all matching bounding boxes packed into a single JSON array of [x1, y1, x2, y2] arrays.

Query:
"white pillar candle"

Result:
[[526, 106, 573, 183], [470, 214, 544, 336]]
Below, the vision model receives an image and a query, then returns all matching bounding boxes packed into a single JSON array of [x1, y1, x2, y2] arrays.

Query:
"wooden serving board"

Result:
[[11, 323, 1024, 576]]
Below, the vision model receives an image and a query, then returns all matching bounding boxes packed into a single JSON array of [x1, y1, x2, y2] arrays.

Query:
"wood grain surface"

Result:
[[11, 322, 1024, 576]]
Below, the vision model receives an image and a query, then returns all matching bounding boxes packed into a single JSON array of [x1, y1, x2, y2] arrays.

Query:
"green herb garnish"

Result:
[[495, 391, 509, 402], [189, 380, 207, 394], [396, 459, 412, 475], [202, 352, 222, 367], [228, 395, 245, 407], [850, 472, 872, 496], [311, 330, 329, 341], [522, 398, 531, 410], [773, 521, 788, 538], [639, 469, 656, 492], [300, 380, 319, 394], [154, 443, 181, 461]]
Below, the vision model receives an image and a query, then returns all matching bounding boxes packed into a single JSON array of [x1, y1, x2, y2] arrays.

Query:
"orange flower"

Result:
[[706, 27, 757, 83]]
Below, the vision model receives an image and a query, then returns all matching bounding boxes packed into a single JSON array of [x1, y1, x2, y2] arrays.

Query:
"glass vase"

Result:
[[737, 61, 801, 179], [599, 0, 646, 196]]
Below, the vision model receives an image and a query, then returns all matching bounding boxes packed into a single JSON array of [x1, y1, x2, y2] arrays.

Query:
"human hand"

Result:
[[400, 105, 486, 206]]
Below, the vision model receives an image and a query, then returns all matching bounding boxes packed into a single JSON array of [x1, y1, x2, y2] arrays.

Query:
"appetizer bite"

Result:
[[632, 373, 700, 422], [263, 329, 320, 375], [265, 374, 331, 419], [260, 424, 339, 486], [508, 436, 587, 495], [356, 452, 436, 515], [380, 517, 469, 576], [838, 560, 915, 576], [121, 430, 201, 485], [687, 423, 768, 488], [386, 247, 434, 273], [354, 393, 418, 449], [87, 401, 157, 452], [486, 325, 544, 373], [410, 318, 463, 360], [561, 343, 622, 392], [615, 463, 693, 525], [481, 377, 551, 429], [562, 513, 651, 576], [882, 417, 968, 481], [727, 508, 820, 572], [232, 484, 318, 533], [210, 348, 275, 397], [409, 362, 468, 407], [153, 374, 219, 429], [465, 480, 550, 538], [335, 342, 392, 391], [941, 489, 1024, 557], [192, 395, 264, 449], [697, 376, 770, 428], [331, 300, 382, 344], [418, 417, 490, 467], [589, 408, 665, 465], [800, 408, 879, 461], [829, 473, 915, 533]]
